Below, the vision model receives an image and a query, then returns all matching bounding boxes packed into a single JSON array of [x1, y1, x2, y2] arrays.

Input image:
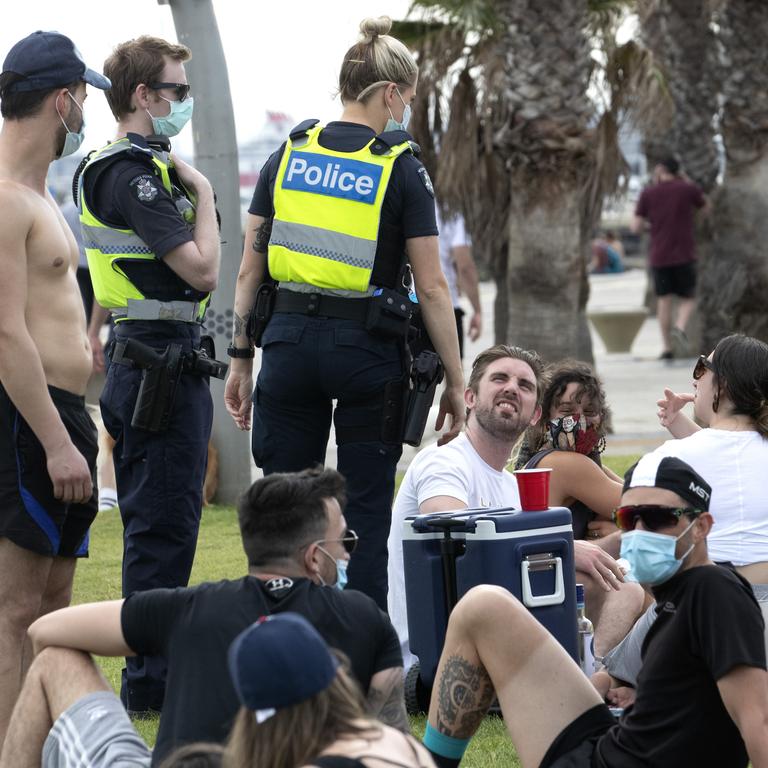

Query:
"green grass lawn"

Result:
[[71, 454, 638, 762]]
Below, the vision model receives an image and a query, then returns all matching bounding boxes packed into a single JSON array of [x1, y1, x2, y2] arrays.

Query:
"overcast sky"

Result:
[[0, 0, 411, 155]]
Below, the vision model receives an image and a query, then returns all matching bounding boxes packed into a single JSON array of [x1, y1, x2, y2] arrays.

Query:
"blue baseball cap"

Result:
[[227, 613, 339, 723], [2, 31, 110, 93]]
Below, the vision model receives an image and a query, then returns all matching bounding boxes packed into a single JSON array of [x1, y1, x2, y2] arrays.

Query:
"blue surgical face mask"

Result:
[[385, 88, 411, 133], [57, 91, 85, 159], [334, 558, 348, 591], [317, 545, 348, 591], [147, 95, 194, 137], [620, 519, 696, 586]]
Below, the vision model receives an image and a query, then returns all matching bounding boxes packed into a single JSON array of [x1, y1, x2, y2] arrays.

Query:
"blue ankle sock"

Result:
[[423, 722, 470, 767]]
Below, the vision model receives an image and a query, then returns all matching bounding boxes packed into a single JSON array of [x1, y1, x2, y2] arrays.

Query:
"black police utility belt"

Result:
[[111, 337, 227, 433], [272, 287, 412, 340]]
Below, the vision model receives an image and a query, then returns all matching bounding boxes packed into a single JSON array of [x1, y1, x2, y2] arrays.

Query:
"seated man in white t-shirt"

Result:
[[388, 345, 643, 669]]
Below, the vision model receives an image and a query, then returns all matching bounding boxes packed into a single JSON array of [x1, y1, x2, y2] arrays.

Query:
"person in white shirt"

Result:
[[388, 345, 640, 669], [435, 209, 482, 358]]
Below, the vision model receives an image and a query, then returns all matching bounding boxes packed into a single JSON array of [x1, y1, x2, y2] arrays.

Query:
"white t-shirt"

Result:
[[650, 429, 768, 565], [387, 433, 520, 668], [436, 210, 470, 309]]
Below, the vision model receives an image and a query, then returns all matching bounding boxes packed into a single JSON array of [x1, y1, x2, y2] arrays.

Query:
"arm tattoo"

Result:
[[366, 670, 409, 733], [233, 311, 251, 341], [252, 217, 273, 254], [435, 655, 495, 737]]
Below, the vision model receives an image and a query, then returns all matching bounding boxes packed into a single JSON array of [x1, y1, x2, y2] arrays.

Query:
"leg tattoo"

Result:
[[435, 655, 496, 737]]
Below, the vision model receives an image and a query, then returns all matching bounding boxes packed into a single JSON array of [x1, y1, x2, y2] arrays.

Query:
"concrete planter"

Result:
[[588, 309, 648, 354]]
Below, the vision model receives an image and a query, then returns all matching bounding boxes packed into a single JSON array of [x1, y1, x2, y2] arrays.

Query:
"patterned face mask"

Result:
[[547, 414, 604, 456]]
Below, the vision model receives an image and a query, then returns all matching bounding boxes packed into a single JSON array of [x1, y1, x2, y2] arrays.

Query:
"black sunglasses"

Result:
[[693, 355, 714, 380], [315, 529, 358, 554], [613, 505, 702, 532], [150, 82, 191, 102]]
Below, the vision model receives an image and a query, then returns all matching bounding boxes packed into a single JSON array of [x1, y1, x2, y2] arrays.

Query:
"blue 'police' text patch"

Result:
[[281, 151, 383, 205]]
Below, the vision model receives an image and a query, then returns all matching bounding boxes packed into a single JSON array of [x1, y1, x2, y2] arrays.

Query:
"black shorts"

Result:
[[540, 704, 615, 768], [0, 383, 98, 557], [652, 262, 696, 298]]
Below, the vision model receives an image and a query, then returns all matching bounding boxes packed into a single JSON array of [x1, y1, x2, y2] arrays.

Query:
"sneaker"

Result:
[[670, 327, 690, 358], [659, 350, 674, 361], [98, 487, 118, 511]]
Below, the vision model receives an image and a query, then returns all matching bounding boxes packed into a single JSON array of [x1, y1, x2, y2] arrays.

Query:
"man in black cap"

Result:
[[421, 455, 768, 768], [0, 30, 110, 747]]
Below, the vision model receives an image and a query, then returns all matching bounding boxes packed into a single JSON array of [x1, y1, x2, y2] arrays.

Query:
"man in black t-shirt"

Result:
[[420, 455, 768, 768], [0, 469, 405, 768]]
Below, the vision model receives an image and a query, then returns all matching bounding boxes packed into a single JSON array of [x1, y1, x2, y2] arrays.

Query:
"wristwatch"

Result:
[[226, 345, 255, 359]]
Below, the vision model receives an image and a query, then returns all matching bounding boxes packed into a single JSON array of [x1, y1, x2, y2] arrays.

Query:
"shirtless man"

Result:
[[0, 32, 110, 746]]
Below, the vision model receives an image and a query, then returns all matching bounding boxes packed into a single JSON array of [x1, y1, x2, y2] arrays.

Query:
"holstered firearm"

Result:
[[247, 282, 277, 348], [112, 337, 228, 433], [403, 350, 444, 447]]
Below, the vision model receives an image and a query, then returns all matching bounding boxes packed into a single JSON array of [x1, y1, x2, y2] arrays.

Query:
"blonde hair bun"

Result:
[[359, 16, 393, 42]]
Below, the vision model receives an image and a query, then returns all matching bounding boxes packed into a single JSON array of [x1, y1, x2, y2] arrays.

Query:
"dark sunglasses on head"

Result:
[[150, 82, 191, 102], [693, 355, 714, 380], [613, 505, 703, 532]]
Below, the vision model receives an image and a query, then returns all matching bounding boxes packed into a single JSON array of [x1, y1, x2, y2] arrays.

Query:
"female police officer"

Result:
[[224, 16, 464, 610]]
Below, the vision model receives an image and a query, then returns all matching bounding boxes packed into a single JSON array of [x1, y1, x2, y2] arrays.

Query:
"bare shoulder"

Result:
[[537, 450, 592, 471], [0, 180, 38, 256]]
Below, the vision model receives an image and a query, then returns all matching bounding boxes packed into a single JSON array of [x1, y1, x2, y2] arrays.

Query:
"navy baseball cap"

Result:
[[227, 613, 339, 723], [2, 31, 111, 93]]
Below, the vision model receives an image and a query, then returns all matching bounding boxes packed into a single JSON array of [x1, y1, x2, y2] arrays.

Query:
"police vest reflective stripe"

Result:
[[79, 137, 208, 322], [269, 125, 412, 293]]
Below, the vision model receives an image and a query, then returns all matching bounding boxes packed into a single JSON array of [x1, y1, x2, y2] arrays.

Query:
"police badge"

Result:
[[418, 166, 434, 197], [130, 174, 159, 203]]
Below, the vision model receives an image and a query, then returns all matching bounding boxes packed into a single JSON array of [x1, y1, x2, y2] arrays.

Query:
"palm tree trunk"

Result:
[[699, 0, 768, 348], [638, 0, 720, 193], [492, 0, 595, 363]]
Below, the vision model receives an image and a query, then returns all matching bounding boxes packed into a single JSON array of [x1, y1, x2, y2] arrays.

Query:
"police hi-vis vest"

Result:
[[269, 123, 414, 293], [79, 136, 208, 323]]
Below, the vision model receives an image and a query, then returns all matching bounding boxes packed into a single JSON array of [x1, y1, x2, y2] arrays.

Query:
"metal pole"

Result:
[[159, 0, 251, 504]]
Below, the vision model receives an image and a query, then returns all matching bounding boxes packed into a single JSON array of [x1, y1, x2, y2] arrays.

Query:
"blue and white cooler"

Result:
[[402, 507, 578, 711]]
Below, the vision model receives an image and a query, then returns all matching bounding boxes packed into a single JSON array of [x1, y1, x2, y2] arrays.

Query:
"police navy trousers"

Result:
[[252, 313, 403, 610], [101, 320, 212, 711]]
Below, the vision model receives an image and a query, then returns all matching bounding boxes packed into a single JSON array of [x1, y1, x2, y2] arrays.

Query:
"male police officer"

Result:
[[78, 36, 220, 715], [0, 30, 110, 747]]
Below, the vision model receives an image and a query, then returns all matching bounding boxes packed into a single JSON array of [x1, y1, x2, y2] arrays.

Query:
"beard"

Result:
[[473, 400, 530, 442]]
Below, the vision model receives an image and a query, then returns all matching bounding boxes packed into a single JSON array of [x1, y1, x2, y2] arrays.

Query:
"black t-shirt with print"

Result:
[[121, 576, 402, 766], [595, 565, 765, 768]]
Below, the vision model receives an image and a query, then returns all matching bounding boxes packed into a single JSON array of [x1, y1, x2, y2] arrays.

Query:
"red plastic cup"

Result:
[[513, 468, 552, 511]]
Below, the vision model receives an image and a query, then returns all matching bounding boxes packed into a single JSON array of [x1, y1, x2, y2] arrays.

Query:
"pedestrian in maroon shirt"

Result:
[[632, 157, 709, 360]]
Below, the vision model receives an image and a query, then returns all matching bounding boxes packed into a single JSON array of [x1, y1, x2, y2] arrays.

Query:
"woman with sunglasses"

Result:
[[225, 16, 464, 612], [655, 334, 768, 584], [515, 360, 623, 541]]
